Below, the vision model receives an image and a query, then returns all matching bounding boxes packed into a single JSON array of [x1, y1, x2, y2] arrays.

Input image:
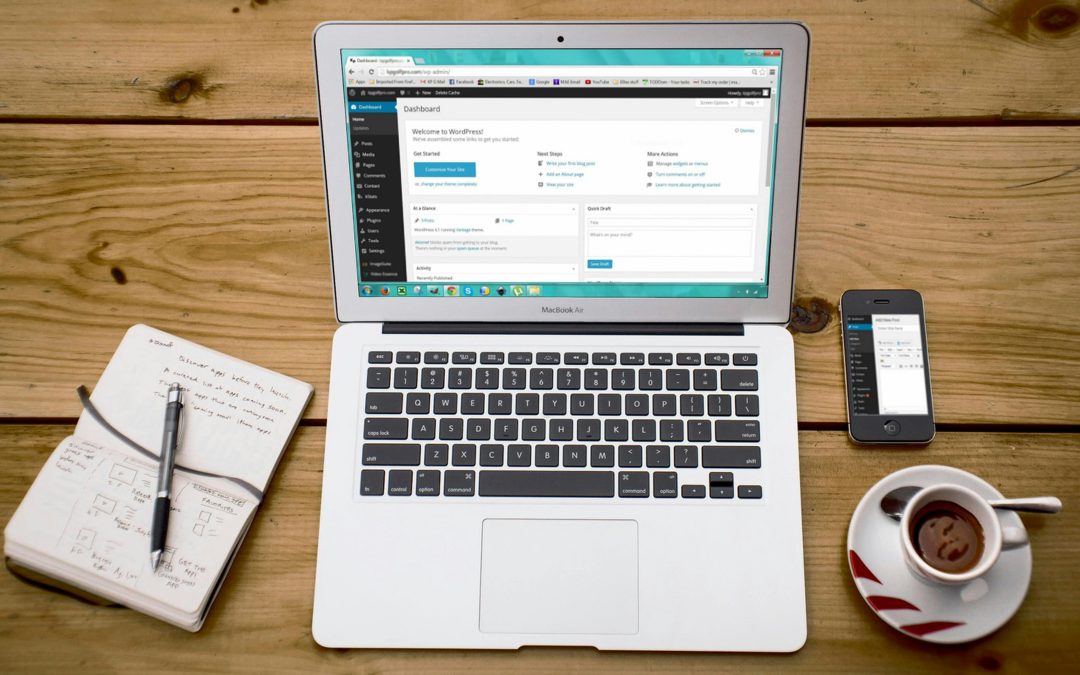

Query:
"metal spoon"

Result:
[[880, 485, 1062, 522]]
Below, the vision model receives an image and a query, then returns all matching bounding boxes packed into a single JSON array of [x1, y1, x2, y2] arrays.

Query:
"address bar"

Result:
[[378, 66, 762, 77]]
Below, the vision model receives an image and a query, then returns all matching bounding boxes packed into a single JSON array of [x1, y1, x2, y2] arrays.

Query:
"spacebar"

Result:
[[479, 471, 615, 497]]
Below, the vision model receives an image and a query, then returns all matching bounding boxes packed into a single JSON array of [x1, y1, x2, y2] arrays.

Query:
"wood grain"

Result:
[[2, 124, 1078, 424], [0, 0, 1078, 122], [1, 424, 1076, 672]]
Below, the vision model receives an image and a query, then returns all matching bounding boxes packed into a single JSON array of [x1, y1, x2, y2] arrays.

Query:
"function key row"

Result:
[[366, 367, 759, 392], [358, 467, 762, 499], [369, 351, 757, 367]]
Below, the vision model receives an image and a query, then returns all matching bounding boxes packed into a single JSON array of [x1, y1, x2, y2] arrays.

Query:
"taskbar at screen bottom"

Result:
[[358, 282, 768, 298]]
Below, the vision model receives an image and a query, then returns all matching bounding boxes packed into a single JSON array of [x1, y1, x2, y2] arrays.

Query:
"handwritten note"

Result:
[[75, 324, 313, 493], [10, 437, 254, 615]]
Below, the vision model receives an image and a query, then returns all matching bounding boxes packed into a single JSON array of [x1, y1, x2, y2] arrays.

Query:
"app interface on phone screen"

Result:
[[846, 314, 928, 415]]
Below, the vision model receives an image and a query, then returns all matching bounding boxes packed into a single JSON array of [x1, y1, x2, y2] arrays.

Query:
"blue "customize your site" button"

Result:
[[414, 162, 477, 178]]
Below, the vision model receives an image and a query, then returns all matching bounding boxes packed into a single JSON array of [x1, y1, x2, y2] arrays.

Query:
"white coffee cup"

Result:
[[900, 483, 1027, 585]]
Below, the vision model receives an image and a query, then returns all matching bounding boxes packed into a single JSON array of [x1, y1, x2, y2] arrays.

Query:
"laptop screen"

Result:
[[340, 49, 782, 300]]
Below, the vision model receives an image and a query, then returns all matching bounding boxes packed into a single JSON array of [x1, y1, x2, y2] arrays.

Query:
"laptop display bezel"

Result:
[[314, 22, 809, 324]]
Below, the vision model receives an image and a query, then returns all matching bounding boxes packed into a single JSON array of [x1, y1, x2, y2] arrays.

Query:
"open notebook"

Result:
[[4, 325, 313, 630]]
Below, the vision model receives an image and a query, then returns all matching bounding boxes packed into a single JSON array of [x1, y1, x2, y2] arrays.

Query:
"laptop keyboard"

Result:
[[358, 350, 763, 500]]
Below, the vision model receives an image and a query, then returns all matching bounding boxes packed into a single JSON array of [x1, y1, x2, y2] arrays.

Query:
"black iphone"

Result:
[[840, 290, 935, 444]]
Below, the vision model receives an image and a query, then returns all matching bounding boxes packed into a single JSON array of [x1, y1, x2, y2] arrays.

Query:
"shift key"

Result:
[[363, 417, 409, 440]]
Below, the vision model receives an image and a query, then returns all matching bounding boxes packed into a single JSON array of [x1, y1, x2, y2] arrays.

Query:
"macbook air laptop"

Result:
[[312, 21, 809, 652]]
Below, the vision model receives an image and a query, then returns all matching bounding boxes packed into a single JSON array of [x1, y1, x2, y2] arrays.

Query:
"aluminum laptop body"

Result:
[[312, 22, 810, 652]]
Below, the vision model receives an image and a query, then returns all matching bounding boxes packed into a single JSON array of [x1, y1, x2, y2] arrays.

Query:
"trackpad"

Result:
[[479, 519, 638, 635]]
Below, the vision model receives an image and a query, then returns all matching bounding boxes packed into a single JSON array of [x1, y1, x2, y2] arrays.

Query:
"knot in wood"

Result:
[[1034, 3, 1079, 34], [789, 296, 833, 333], [159, 73, 205, 104]]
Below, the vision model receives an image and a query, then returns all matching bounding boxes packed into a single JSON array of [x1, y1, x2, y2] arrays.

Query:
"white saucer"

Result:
[[846, 465, 1032, 644]]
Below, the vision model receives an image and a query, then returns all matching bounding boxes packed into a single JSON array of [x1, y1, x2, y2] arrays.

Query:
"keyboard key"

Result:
[[452, 352, 477, 364], [424, 443, 448, 466], [646, 445, 671, 468], [618, 445, 643, 468], [733, 353, 758, 366], [604, 419, 629, 442], [421, 367, 445, 389], [493, 418, 518, 441], [522, 419, 546, 441], [682, 484, 706, 499], [739, 485, 763, 499], [361, 443, 421, 466], [693, 369, 717, 391], [618, 471, 649, 497], [632, 419, 656, 442], [598, 394, 622, 416], [448, 368, 472, 389], [503, 368, 526, 390], [570, 393, 594, 415], [480, 444, 504, 467], [507, 444, 531, 467], [639, 369, 662, 390], [576, 418, 601, 441], [396, 351, 421, 364], [535, 445, 559, 467], [721, 369, 758, 391], [709, 471, 734, 499], [705, 353, 730, 366], [393, 367, 418, 389], [515, 393, 539, 415], [416, 470, 440, 496], [365, 392, 403, 414], [557, 368, 581, 390], [620, 353, 645, 365], [660, 420, 683, 442], [444, 470, 476, 496], [680, 394, 704, 416], [424, 351, 449, 364], [674, 445, 698, 468], [411, 418, 436, 440], [366, 367, 391, 389], [452, 444, 477, 466], [676, 353, 701, 366], [549, 419, 573, 441], [479, 470, 615, 497], [388, 469, 412, 496], [653, 472, 678, 498], [537, 352, 561, 365], [652, 394, 676, 416], [735, 394, 760, 417], [529, 368, 554, 390], [509, 352, 533, 364], [584, 369, 608, 390], [543, 393, 567, 415], [591, 444, 615, 467], [592, 352, 617, 365], [708, 394, 733, 416], [359, 469, 385, 496], [702, 446, 762, 469], [480, 352, 504, 364], [687, 420, 711, 442], [368, 351, 392, 364], [433, 393, 458, 414], [612, 369, 635, 390], [461, 393, 484, 415], [565, 352, 589, 364], [438, 418, 463, 441], [364, 418, 408, 440], [562, 445, 588, 467], [648, 353, 673, 365], [466, 418, 491, 441], [476, 368, 499, 389], [625, 394, 649, 416], [488, 393, 512, 415], [714, 420, 761, 442], [666, 369, 690, 391]]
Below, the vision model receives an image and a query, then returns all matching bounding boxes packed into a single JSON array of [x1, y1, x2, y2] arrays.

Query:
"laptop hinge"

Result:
[[382, 322, 744, 336]]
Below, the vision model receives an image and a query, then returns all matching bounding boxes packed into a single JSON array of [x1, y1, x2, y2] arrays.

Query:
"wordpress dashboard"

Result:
[[343, 49, 782, 298]]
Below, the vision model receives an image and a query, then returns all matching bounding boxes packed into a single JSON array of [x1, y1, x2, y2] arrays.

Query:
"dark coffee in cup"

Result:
[[909, 500, 985, 573]]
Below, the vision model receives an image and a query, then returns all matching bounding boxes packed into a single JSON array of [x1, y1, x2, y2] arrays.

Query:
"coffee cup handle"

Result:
[[1001, 525, 1029, 551]]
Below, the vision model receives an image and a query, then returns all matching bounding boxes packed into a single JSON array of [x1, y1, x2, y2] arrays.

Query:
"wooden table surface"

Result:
[[1, 1, 1078, 672]]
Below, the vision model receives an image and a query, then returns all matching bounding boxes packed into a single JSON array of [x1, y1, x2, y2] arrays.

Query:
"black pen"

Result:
[[151, 382, 183, 570]]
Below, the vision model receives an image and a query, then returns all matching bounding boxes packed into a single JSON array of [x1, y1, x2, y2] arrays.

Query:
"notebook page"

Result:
[[4, 436, 255, 616], [74, 324, 313, 493]]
